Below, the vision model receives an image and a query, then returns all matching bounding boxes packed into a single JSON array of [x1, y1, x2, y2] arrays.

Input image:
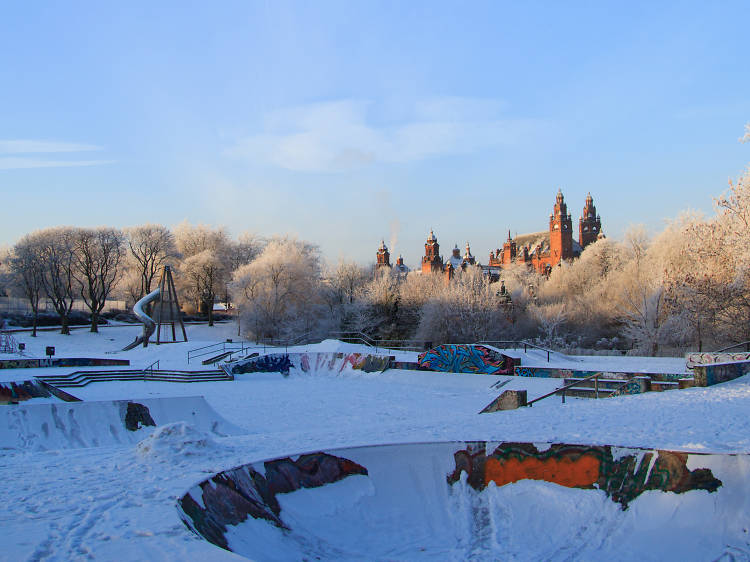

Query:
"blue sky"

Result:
[[1, 1, 748, 266]]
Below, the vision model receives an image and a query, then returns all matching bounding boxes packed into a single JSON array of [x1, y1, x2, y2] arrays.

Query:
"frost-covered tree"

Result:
[[318, 260, 369, 330], [174, 222, 231, 324], [233, 237, 325, 341], [416, 267, 511, 344], [528, 301, 567, 346], [181, 250, 227, 326], [353, 268, 401, 337]]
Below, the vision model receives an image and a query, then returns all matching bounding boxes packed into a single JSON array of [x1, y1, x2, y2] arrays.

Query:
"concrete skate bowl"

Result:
[[1, 396, 243, 450], [177, 441, 750, 561]]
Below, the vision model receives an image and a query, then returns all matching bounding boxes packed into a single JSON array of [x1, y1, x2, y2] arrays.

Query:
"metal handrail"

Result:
[[714, 341, 750, 353], [187, 341, 251, 363], [478, 340, 562, 362], [526, 372, 641, 407], [329, 331, 427, 352], [526, 372, 605, 407], [144, 359, 160, 377]]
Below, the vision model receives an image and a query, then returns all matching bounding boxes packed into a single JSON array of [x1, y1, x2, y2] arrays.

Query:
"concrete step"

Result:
[[37, 369, 231, 388], [563, 387, 618, 399]]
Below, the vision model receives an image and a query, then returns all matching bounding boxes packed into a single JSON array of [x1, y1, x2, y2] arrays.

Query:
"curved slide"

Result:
[[122, 288, 160, 350]]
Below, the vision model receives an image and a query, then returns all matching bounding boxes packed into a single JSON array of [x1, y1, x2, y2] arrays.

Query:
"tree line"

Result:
[[2, 128, 748, 354]]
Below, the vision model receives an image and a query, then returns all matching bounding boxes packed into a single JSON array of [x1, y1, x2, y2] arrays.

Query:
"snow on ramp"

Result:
[[178, 441, 750, 561], [224, 351, 392, 377], [1, 395, 243, 450]]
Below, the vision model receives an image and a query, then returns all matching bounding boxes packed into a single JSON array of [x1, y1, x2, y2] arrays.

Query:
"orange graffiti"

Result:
[[484, 454, 601, 489]]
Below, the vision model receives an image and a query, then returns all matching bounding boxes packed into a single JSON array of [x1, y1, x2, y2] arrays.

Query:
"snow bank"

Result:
[[135, 422, 221, 460]]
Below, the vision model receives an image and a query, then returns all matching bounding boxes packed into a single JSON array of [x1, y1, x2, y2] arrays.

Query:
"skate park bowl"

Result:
[[178, 441, 750, 561]]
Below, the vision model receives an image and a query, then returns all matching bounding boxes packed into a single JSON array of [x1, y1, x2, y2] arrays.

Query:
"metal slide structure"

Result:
[[122, 288, 160, 350]]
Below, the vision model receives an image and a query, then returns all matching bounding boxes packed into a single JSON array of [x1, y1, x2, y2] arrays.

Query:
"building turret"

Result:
[[463, 242, 475, 265], [549, 189, 573, 264], [376, 240, 391, 269], [502, 230, 517, 265], [421, 230, 444, 274], [578, 192, 602, 249]]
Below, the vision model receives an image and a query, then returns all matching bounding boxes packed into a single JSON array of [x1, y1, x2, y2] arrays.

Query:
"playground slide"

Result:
[[122, 288, 161, 351]]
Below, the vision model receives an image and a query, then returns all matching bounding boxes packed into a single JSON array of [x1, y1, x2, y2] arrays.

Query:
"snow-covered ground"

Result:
[[1, 323, 749, 560]]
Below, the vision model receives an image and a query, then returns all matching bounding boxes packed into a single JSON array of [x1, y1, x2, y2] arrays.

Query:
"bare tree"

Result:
[[8, 235, 45, 336], [228, 232, 264, 272], [35, 228, 77, 334], [72, 227, 126, 333], [125, 224, 178, 299]]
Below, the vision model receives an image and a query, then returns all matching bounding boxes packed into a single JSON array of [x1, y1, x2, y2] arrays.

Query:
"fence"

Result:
[[0, 297, 126, 315]]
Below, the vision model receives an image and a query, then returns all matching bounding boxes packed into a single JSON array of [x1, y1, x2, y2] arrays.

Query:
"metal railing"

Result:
[[187, 341, 252, 363], [144, 360, 160, 377], [714, 341, 750, 353], [526, 372, 607, 406], [329, 332, 427, 352], [477, 340, 564, 362]]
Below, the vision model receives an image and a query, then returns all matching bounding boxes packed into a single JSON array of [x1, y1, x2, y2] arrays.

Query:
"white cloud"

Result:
[[0, 140, 103, 154], [225, 98, 540, 172], [0, 157, 114, 170], [0, 139, 110, 170]]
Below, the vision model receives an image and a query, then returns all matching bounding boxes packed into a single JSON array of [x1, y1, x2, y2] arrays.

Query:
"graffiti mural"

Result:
[[448, 442, 722, 509], [52, 358, 130, 368], [389, 361, 421, 371], [418, 345, 516, 375], [226, 352, 392, 377], [0, 357, 129, 369], [693, 360, 750, 387], [178, 452, 368, 550], [686, 352, 750, 369], [0, 379, 80, 404], [0, 359, 49, 369], [515, 367, 688, 384]]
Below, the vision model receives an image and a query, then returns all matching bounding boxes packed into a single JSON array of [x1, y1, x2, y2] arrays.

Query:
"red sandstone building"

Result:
[[488, 190, 602, 275], [376, 240, 409, 274], [375, 190, 602, 278]]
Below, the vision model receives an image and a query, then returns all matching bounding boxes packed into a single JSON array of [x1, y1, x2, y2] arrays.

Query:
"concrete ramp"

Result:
[[178, 441, 750, 561], [224, 352, 392, 377], [418, 345, 517, 375], [1, 396, 243, 450], [0, 379, 80, 404]]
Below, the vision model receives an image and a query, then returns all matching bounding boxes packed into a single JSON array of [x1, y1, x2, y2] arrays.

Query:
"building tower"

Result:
[[376, 240, 391, 269], [421, 230, 444, 274], [463, 242, 476, 265], [502, 230, 517, 266], [578, 193, 601, 249], [549, 189, 573, 265]]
